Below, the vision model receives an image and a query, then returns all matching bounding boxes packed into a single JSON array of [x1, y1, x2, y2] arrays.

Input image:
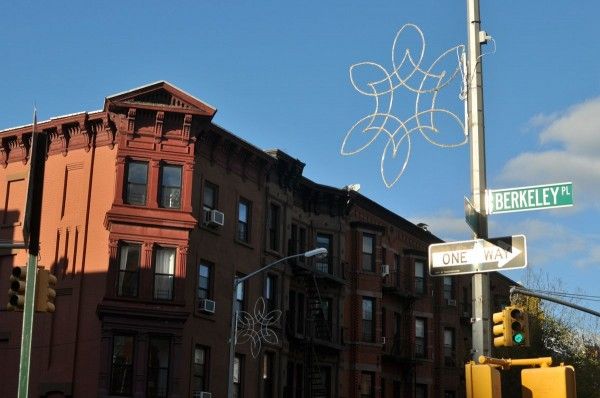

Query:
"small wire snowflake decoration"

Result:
[[341, 24, 469, 188], [236, 297, 282, 358]]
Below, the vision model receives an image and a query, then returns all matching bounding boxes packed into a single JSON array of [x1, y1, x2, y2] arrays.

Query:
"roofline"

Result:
[[105, 80, 217, 113]]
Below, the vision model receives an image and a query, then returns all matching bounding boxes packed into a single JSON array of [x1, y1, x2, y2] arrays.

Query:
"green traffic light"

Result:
[[513, 332, 525, 345]]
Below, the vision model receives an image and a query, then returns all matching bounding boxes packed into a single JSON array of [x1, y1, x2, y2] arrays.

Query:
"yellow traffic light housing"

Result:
[[492, 307, 511, 347], [8, 266, 27, 311], [492, 305, 529, 347], [35, 269, 57, 313], [465, 362, 502, 398], [508, 306, 529, 347], [522, 365, 576, 398]]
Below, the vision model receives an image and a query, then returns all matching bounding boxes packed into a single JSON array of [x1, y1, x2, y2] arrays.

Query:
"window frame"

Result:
[[153, 246, 176, 301], [193, 345, 210, 393], [117, 242, 141, 298], [159, 164, 182, 209], [124, 160, 148, 206], [233, 354, 244, 398], [264, 274, 277, 313], [315, 233, 333, 274], [237, 198, 251, 243], [443, 276, 454, 300], [362, 297, 375, 343], [361, 233, 375, 272], [360, 371, 375, 398], [415, 317, 427, 358], [198, 261, 212, 300], [415, 260, 425, 295], [110, 334, 135, 396], [203, 181, 218, 214], [235, 275, 246, 314], [146, 336, 171, 398], [268, 203, 281, 252], [443, 328, 455, 366]]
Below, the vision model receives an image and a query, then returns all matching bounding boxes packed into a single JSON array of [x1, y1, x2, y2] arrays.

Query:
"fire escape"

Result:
[[289, 254, 345, 398], [381, 265, 419, 395]]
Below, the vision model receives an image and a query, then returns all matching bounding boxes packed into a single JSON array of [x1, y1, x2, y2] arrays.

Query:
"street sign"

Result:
[[428, 235, 527, 276], [487, 182, 573, 215], [464, 196, 482, 234]]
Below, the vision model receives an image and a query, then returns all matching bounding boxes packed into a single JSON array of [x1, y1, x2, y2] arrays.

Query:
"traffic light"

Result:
[[492, 307, 511, 347], [521, 365, 576, 397], [8, 266, 27, 311], [508, 306, 529, 346], [492, 305, 529, 347], [35, 269, 56, 313], [465, 362, 502, 398]]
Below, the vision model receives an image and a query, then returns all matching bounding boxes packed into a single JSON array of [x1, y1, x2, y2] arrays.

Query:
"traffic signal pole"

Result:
[[466, 0, 492, 359], [17, 253, 38, 398]]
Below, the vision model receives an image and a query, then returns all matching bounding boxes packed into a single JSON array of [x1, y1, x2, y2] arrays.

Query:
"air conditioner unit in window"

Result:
[[381, 264, 390, 277], [381, 336, 387, 345], [198, 299, 216, 314], [205, 209, 225, 227], [193, 392, 212, 398], [446, 299, 457, 306]]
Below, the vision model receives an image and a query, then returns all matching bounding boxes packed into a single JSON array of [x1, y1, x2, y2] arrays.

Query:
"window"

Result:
[[320, 367, 332, 398], [235, 277, 246, 314], [262, 352, 274, 398], [315, 233, 332, 273], [125, 161, 148, 205], [394, 253, 401, 287], [237, 199, 251, 242], [118, 243, 141, 297], [198, 262, 212, 300], [264, 275, 277, 312], [362, 234, 375, 272], [203, 182, 218, 212], [268, 203, 280, 251], [289, 224, 307, 263], [295, 363, 304, 398], [296, 293, 305, 335], [393, 380, 402, 398], [443, 276, 454, 300], [154, 247, 176, 300], [159, 164, 182, 209], [362, 297, 375, 342], [193, 345, 209, 393], [415, 260, 425, 294], [415, 318, 426, 358], [318, 298, 332, 340], [415, 384, 427, 398], [360, 372, 375, 398], [147, 337, 170, 398], [110, 335, 134, 396], [202, 181, 219, 221], [233, 354, 243, 398], [444, 328, 455, 366]]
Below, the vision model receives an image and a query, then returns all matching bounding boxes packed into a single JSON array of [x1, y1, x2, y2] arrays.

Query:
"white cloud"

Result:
[[500, 98, 600, 211], [409, 210, 468, 242], [539, 98, 600, 155]]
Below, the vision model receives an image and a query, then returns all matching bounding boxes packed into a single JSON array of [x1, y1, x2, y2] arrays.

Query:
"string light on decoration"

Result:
[[235, 297, 281, 358], [341, 24, 471, 188]]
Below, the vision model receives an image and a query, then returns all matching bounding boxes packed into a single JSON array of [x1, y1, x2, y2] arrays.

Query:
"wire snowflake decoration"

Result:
[[236, 297, 282, 358], [341, 24, 469, 188]]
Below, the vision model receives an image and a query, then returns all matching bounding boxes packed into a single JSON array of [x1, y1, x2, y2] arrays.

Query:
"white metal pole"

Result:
[[466, 0, 491, 359]]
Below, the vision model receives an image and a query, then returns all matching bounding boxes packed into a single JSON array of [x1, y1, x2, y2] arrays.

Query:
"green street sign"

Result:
[[487, 182, 573, 215]]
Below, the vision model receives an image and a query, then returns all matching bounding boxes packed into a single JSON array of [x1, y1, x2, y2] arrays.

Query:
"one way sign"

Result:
[[428, 235, 527, 276]]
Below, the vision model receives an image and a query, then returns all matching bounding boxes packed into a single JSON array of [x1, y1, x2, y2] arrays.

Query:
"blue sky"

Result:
[[2, 1, 599, 314]]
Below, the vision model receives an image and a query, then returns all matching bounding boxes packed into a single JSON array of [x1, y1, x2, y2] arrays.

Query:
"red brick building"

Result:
[[0, 82, 513, 398]]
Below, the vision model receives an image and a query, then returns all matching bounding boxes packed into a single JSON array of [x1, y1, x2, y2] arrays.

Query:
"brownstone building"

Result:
[[0, 82, 513, 398]]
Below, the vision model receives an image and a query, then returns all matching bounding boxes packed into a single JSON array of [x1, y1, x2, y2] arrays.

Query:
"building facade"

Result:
[[0, 82, 513, 398]]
